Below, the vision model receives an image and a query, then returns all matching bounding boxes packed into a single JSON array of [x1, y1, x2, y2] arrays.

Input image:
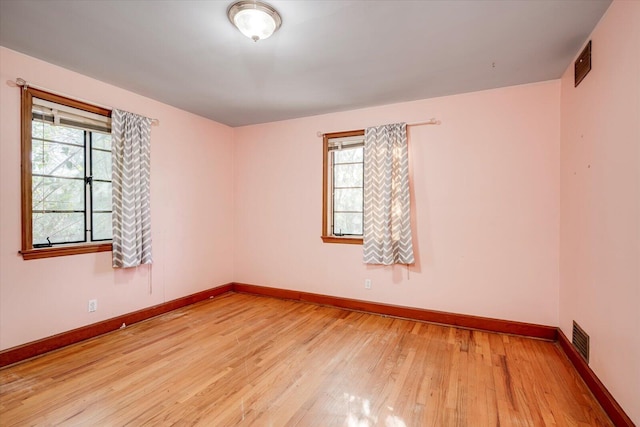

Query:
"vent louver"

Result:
[[574, 40, 591, 87], [572, 321, 590, 363]]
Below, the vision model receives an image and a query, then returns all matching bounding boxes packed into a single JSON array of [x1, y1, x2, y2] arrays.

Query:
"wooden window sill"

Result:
[[20, 243, 112, 260], [321, 236, 363, 245]]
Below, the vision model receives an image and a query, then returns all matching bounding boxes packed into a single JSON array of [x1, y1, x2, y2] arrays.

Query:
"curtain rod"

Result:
[[316, 118, 440, 138], [12, 78, 160, 125]]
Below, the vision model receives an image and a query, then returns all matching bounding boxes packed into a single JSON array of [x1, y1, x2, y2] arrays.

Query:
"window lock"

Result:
[[33, 237, 52, 248]]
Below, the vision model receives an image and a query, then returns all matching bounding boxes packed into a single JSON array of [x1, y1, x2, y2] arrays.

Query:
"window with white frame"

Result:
[[321, 130, 364, 244]]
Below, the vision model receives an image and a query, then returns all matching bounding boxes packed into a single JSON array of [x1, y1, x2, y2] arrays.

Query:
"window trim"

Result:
[[20, 87, 113, 260], [321, 129, 364, 245]]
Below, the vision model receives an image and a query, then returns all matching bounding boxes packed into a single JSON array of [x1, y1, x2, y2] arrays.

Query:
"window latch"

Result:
[[34, 237, 52, 248], [85, 176, 93, 185]]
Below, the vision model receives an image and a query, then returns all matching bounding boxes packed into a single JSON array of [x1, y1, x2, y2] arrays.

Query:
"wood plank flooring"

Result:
[[0, 293, 612, 426]]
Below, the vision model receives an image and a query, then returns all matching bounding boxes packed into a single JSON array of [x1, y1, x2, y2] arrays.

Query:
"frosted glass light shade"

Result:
[[228, 1, 282, 42]]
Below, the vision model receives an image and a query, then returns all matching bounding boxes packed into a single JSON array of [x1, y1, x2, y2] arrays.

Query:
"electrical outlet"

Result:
[[365, 279, 372, 289], [88, 299, 97, 312]]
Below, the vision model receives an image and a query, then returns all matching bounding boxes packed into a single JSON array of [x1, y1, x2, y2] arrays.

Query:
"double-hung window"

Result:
[[321, 130, 365, 244], [20, 87, 113, 260]]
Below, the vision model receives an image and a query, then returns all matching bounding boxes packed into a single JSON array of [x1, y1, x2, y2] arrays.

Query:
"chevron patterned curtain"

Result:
[[363, 123, 414, 265], [111, 109, 153, 268]]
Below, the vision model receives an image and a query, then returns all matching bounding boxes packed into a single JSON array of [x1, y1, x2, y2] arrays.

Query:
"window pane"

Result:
[[33, 212, 84, 245], [32, 176, 84, 211], [92, 132, 112, 150], [334, 213, 363, 235], [334, 146, 363, 164], [92, 181, 112, 212], [32, 121, 84, 145], [334, 163, 363, 187], [92, 212, 112, 240], [334, 188, 363, 212], [92, 149, 112, 181], [32, 141, 84, 178]]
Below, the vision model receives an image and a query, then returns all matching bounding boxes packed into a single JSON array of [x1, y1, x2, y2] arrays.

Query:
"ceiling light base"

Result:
[[228, 0, 282, 42]]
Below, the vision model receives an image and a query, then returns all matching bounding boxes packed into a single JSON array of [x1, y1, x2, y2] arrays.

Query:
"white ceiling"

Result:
[[0, 0, 611, 127]]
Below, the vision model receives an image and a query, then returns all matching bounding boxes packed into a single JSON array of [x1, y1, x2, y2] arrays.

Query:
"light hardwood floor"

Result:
[[0, 293, 611, 426]]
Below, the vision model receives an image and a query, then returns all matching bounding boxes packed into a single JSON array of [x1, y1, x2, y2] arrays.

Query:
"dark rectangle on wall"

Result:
[[575, 40, 592, 87], [572, 320, 590, 362]]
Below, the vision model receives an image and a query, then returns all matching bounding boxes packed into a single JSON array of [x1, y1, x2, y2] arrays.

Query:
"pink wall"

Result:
[[3, 11, 636, 421], [234, 81, 561, 326], [0, 47, 235, 350], [559, 0, 640, 422]]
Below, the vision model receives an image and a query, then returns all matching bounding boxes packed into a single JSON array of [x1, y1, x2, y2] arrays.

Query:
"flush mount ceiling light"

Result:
[[227, 0, 282, 42]]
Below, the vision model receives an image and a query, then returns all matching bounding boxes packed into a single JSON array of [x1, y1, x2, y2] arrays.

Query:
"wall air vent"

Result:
[[575, 40, 592, 87], [572, 321, 590, 363]]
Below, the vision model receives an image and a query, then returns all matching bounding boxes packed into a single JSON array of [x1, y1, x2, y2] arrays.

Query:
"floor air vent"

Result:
[[572, 321, 590, 363]]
